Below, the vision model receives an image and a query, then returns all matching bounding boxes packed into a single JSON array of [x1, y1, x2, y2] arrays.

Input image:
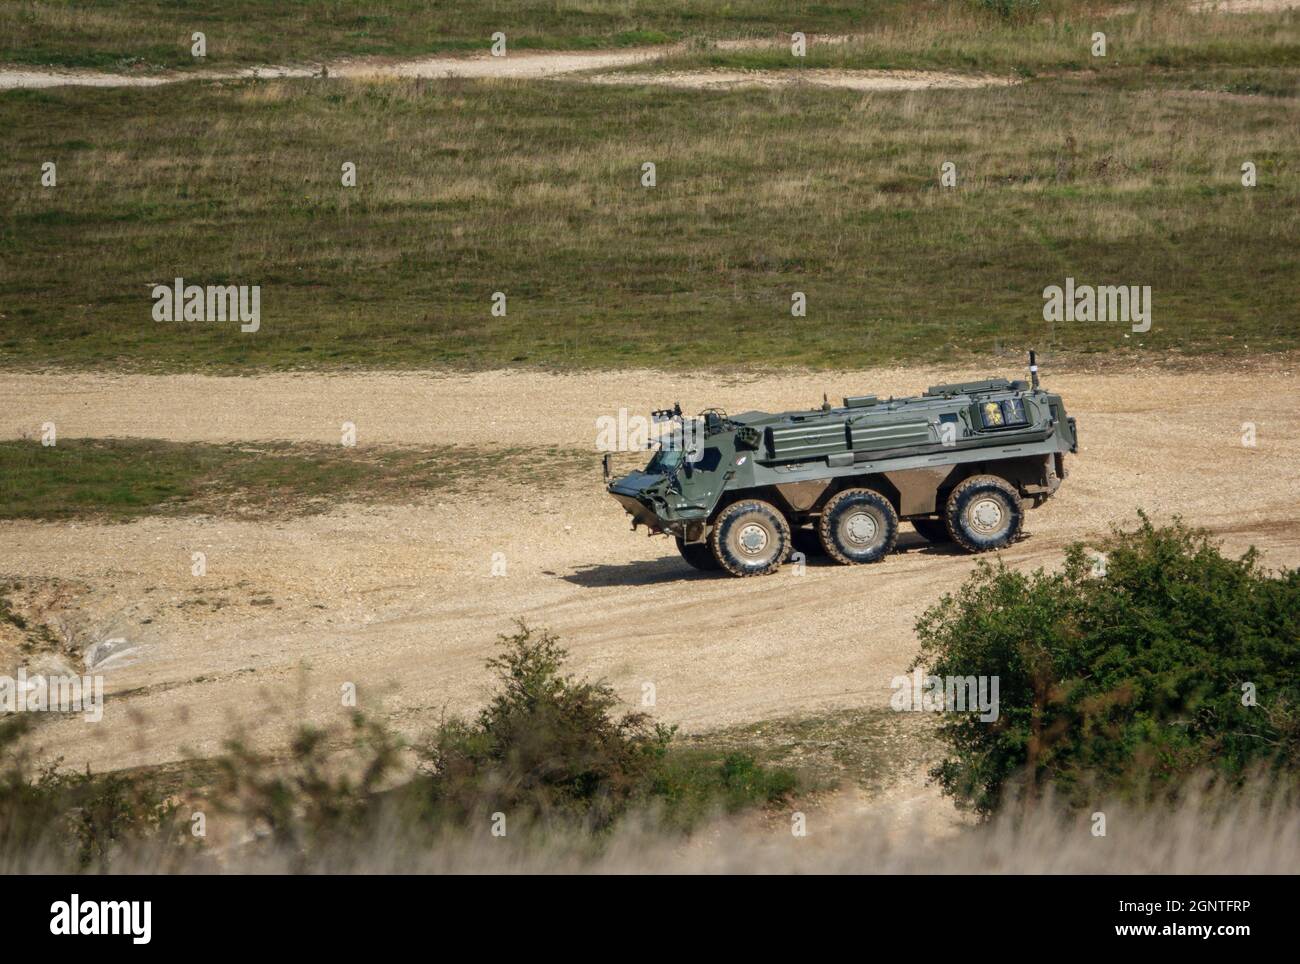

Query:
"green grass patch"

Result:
[[2, 71, 1295, 371], [632, 3, 1300, 75], [679, 706, 942, 794], [0, 0, 899, 69], [0, 438, 591, 521]]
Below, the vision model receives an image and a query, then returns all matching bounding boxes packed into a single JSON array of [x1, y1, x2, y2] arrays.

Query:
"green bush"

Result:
[[915, 515, 1300, 816], [648, 750, 798, 830], [420, 623, 675, 831]]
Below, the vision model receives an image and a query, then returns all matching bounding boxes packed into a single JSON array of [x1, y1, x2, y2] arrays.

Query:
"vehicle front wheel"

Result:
[[944, 475, 1023, 552], [676, 536, 721, 571], [709, 500, 791, 577], [818, 488, 898, 565]]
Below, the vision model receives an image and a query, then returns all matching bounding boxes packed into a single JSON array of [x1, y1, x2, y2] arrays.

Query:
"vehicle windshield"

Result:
[[646, 447, 683, 473]]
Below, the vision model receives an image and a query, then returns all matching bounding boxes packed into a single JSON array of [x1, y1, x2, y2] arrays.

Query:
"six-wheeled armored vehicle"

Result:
[[604, 354, 1077, 576]]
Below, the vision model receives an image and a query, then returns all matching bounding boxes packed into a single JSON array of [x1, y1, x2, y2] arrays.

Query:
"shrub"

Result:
[[915, 515, 1300, 816], [648, 750, 798, 830], [419, 623, 675, 831]]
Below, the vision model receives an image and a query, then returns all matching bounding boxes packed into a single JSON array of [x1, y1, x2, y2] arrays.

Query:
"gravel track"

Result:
[[3, 363, 1297, 776]]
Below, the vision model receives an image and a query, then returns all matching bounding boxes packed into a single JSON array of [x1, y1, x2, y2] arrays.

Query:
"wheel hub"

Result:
[[844, 511, 878, 546], [737, 523, 770, 555], [969, 497, 1005, 533]]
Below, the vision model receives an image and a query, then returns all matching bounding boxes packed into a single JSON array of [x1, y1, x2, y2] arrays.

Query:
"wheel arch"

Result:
[[709, 485, 801, 524], [819, 473, 902, 515]]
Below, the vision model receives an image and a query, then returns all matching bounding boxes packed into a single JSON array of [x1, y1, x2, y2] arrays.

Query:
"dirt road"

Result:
[[0, 42, 1014, 92], [2, 0, 1286, 92], [0, 48, 662, 90], [2, 362, 1297, 774]]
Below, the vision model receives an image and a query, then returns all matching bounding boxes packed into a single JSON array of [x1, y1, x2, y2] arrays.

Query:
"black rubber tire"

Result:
[[944, 474, 1024, 553], [910, 517, 952, 543], [675, 536, 721, 571], [818, 488, 898, 565], [709, 499, 791, 577]]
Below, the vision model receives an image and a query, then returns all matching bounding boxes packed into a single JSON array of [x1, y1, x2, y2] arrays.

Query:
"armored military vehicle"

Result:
[[604, 353, 1076, 576]]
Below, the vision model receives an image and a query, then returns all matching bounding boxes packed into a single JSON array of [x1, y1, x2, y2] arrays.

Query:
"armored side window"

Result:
[[976, 399, 1029, 430], [979, 401, 1005, 427], [694, 447, 723, 471]]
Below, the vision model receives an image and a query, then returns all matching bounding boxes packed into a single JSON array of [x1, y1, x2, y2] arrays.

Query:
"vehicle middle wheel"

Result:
[[818, 488, 898, 565], [709, 499, 791, 577], [675, 536, 721, 571], [944, 474, 1024, 552]]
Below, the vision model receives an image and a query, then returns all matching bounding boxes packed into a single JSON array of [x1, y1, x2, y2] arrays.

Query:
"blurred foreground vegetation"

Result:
[[0, 624, 799, 871]]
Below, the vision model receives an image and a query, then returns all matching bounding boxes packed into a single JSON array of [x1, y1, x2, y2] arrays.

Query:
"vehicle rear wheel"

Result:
[[675, 536, 721, 571], [818, 488, 898, 565], [944, 475, 1023, 552], [910, 517, 952, 543], [709, 500, 791, 577]]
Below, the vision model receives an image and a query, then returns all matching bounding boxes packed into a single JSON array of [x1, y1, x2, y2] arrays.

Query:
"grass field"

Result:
[[0, 439, 588, 520], [636, 2, 1300, 74], [0, 0, 898, 68], [3, 0, 1293, 72], [1, 1, 1296, 372]]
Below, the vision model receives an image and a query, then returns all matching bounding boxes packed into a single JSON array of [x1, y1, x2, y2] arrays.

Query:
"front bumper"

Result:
[[608, 470, 674, 533], [607, 469, 713, 535], [609, 490, 666, 532]]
